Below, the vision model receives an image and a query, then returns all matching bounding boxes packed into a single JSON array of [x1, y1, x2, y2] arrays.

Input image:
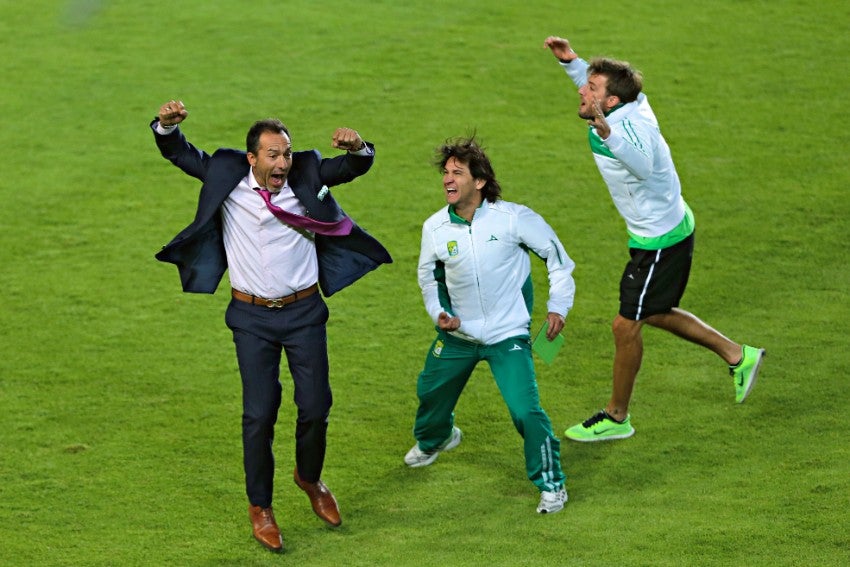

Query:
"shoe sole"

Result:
[[564, 428, 635, 443], [253, 534, 283, 553], [537, 492, 568, 514], [406, 452, 440, 468], [737, 349, 765, 404]]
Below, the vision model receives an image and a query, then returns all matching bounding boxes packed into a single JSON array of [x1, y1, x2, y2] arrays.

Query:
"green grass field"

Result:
[[2, 0, 848, 565]]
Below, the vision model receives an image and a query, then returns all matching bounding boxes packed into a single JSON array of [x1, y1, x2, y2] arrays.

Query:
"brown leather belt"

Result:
[[231, 283, 319, 308]]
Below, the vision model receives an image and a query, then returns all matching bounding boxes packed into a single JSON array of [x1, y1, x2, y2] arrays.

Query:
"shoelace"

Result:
[[582, 410, 608, 428], [260, 509, 275, 524]]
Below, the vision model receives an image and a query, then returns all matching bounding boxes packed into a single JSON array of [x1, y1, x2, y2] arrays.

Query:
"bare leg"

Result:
[[605, 309, 742, 420], [645, 307, 741, 365], [605, 315, 645, 421]]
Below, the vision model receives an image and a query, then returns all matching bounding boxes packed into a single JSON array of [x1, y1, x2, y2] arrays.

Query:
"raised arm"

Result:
[[317, 127, 375, 187], [150, 100, 210, 182], [543, 36, 577, 63]]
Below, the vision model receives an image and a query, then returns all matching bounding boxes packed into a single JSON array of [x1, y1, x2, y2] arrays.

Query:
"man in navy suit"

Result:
[[151, 100, 391, 553]]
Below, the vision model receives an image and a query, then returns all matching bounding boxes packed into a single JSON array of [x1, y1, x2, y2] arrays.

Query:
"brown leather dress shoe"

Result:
[[248, 505, 283, 552], [293, 467, 342, 527]]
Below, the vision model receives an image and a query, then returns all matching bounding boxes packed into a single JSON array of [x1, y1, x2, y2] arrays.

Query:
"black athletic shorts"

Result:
[[619, 233, 694, 321]]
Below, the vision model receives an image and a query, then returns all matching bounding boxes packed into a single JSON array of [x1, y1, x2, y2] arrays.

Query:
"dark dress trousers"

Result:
[[151, 121, 391, 506]]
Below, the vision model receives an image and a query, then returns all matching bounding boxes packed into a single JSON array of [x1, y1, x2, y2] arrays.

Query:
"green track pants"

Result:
[[412, 331, 565, 492]]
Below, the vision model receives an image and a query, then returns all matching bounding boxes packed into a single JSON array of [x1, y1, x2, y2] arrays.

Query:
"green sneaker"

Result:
[[564, 410, 634, 442], [731, 345, 765, 403]]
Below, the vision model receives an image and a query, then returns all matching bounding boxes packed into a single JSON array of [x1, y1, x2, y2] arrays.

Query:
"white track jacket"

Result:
[[561, 58, 687, 238], [418, 200, 575, 345]]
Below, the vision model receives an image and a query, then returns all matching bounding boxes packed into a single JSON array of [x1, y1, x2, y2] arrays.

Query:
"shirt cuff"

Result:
[[155, 121, 178, 135], [349, 143, 373, 156]]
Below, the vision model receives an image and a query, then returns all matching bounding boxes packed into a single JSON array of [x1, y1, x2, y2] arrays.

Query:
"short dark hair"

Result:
[[588, 58, 643, 103], [246, 119, 290, 154], [433, 135, 502, 203]]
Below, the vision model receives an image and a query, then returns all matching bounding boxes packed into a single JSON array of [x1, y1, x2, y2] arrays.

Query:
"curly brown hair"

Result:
[[433, 135, 502, 203]]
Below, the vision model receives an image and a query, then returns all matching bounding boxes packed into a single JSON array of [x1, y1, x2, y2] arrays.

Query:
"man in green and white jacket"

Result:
[[544, 36, 765, 442], [404, 136, 575, 514]]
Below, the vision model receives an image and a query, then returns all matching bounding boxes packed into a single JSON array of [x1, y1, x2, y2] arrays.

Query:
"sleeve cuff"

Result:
[[349, 142, 374, 156], [155, 121, 178, 135]]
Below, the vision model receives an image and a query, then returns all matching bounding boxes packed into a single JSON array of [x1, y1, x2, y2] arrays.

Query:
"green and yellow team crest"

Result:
[[432, 339, 444, 357], [447, 241, 458, 256]]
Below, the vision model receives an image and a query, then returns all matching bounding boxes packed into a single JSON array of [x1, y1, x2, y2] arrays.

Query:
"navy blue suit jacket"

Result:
[[151, 121, 392, 296]]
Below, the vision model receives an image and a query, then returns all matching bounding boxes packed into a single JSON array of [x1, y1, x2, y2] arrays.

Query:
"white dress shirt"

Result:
[[222, 169, 319, 298]]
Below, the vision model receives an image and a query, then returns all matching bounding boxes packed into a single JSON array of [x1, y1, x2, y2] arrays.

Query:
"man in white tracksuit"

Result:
[[543, 36, 765, 442], [404, 136, 575, 514]]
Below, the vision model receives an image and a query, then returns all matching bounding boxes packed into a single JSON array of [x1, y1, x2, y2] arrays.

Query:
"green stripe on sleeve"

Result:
[[588, 127, 615, 158]]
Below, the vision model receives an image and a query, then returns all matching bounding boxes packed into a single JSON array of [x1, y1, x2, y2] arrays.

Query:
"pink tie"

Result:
[[256, 188, 353, 236]]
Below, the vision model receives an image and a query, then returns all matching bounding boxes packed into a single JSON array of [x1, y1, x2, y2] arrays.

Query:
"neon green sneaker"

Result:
[[731, 345, 765, 403], [564, 410, 634, 442]]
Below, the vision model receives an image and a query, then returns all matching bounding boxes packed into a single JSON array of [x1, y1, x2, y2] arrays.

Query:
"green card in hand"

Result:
[[532, 321, 564, 364]]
